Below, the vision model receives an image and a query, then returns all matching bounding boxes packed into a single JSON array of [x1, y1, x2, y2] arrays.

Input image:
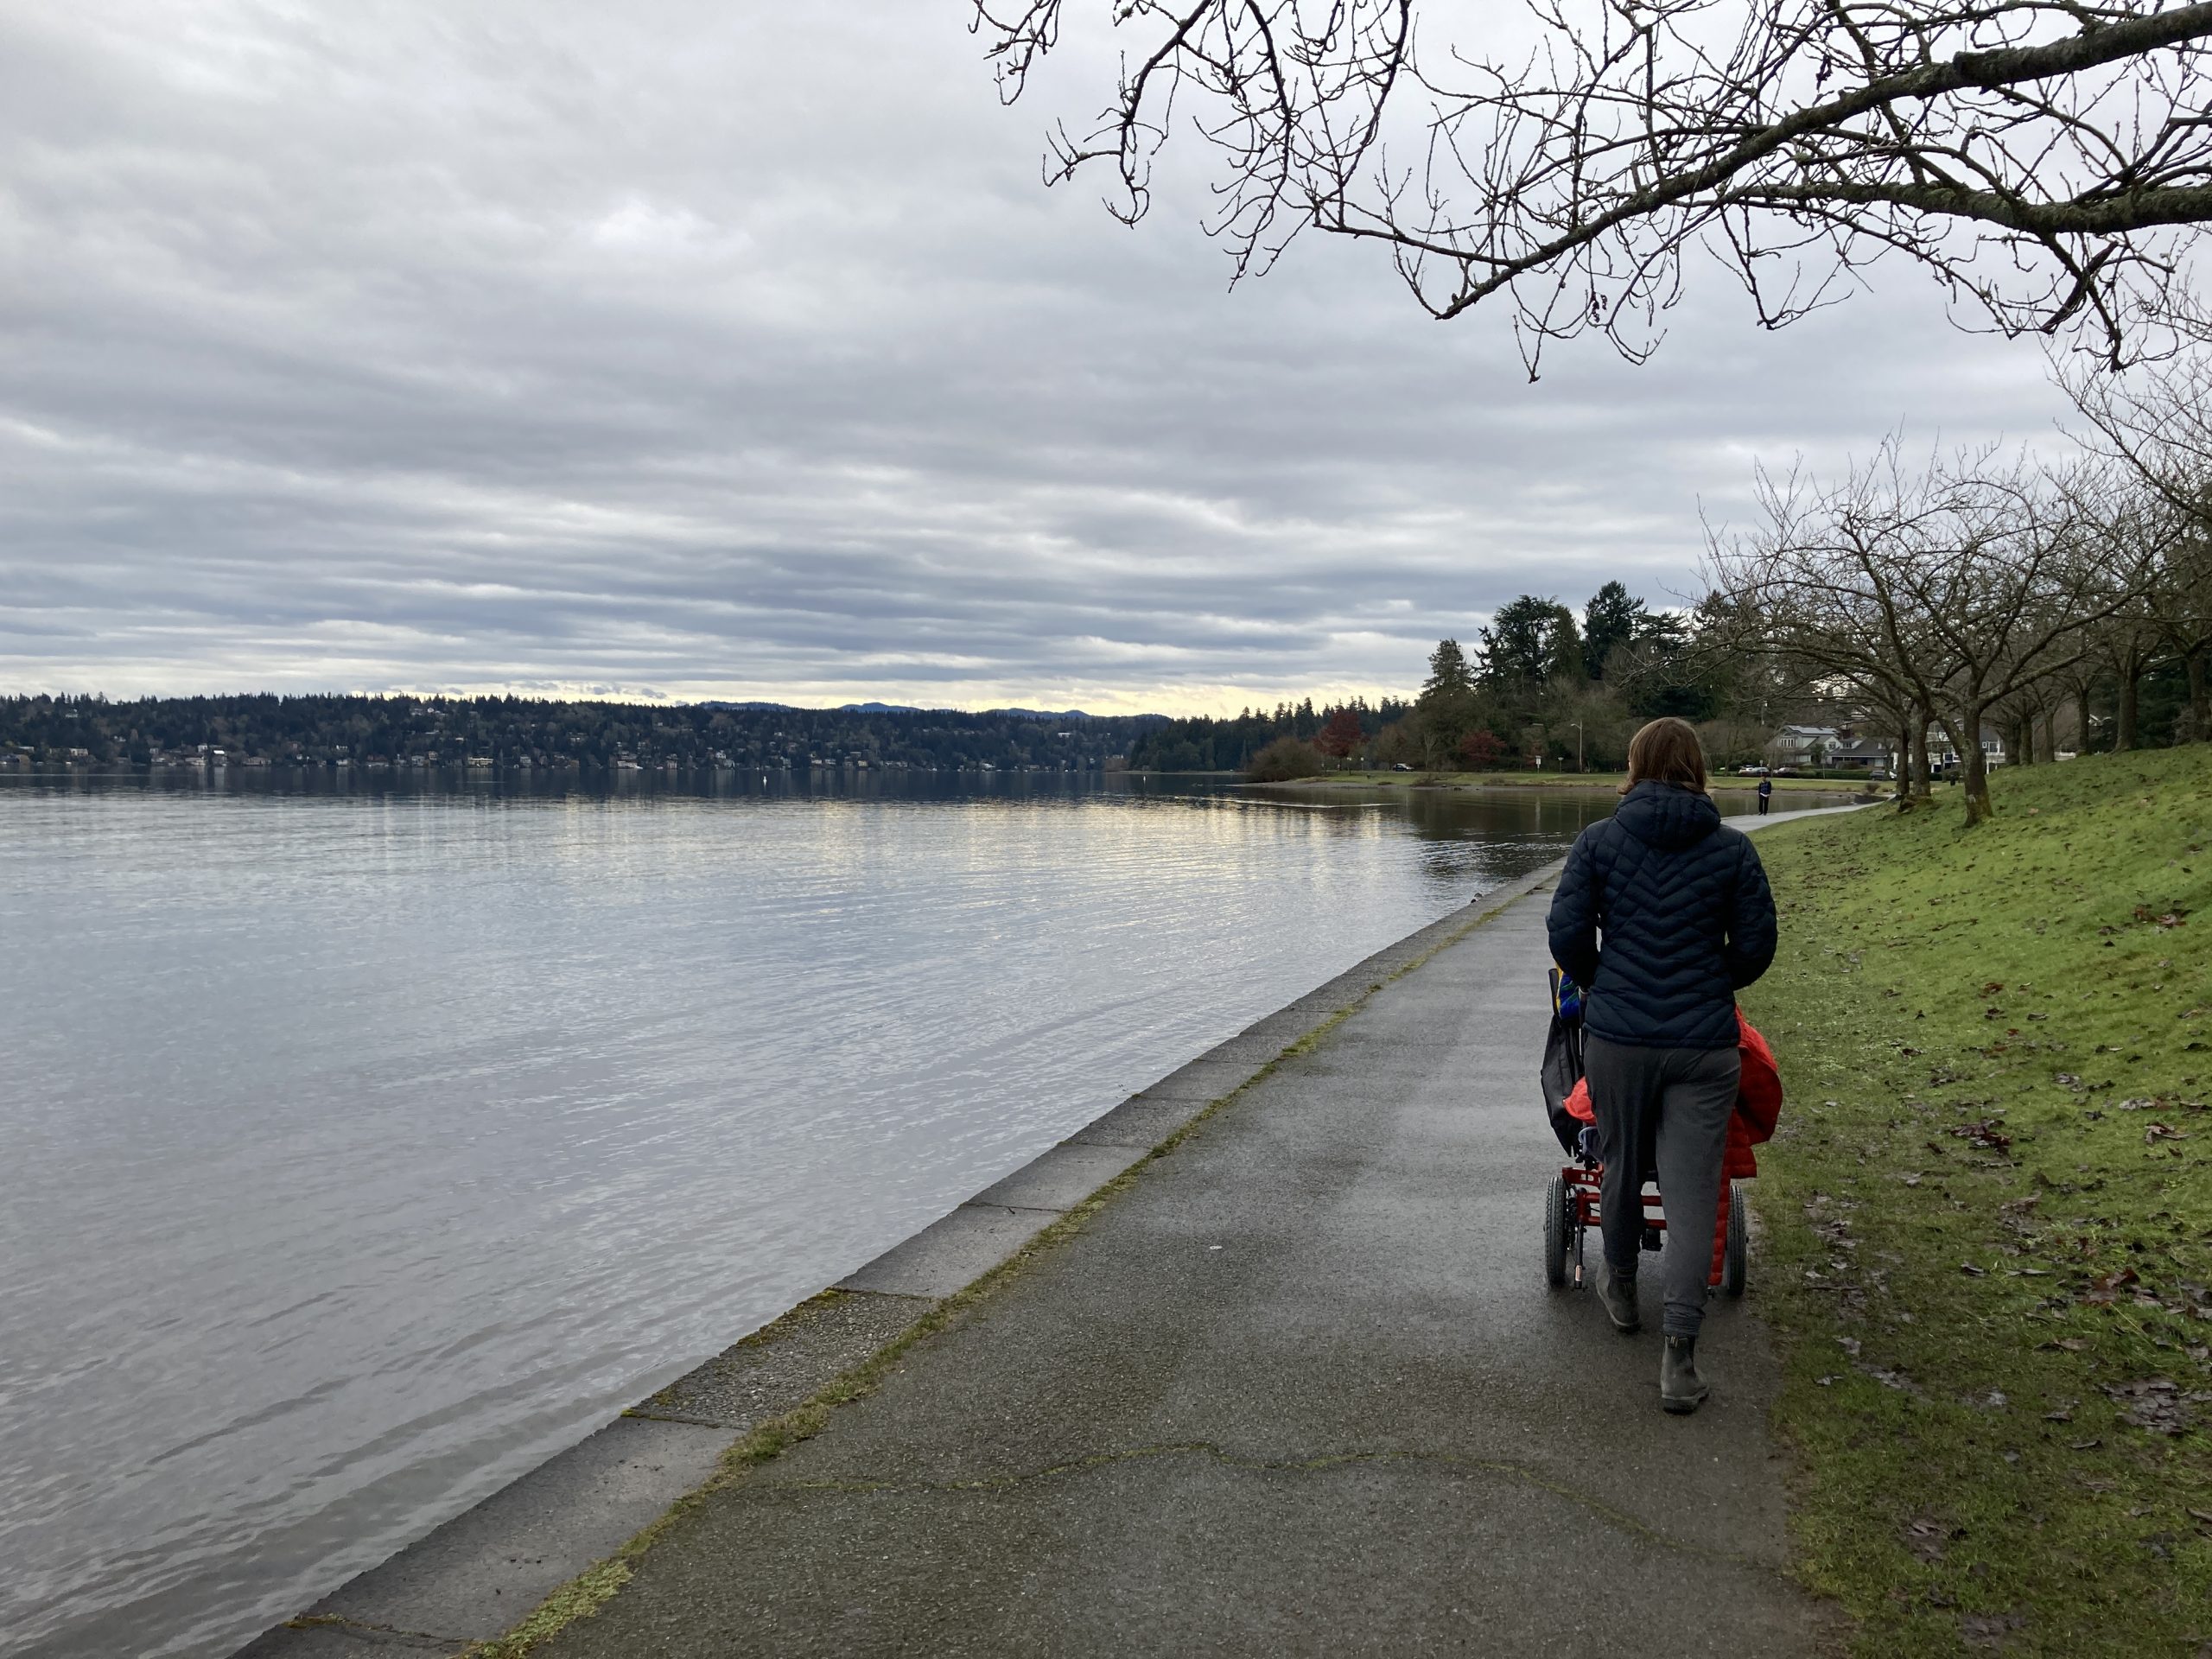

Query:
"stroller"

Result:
[[1538, 968, 1749, 1298]]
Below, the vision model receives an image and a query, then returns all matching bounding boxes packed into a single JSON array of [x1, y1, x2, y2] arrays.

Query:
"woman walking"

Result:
[[1546, 718, 1777, 1413]]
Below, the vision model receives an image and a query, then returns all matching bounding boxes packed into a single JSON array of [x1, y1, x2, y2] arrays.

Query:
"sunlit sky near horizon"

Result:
[[1, 2, 2092, 717]]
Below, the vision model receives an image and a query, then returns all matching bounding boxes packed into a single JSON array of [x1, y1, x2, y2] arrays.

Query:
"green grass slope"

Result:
[[1744, 749, 2212, 1656]]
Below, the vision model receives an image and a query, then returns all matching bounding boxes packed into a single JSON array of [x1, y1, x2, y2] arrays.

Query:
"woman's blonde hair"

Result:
[[1620, 717, 1708, 796]]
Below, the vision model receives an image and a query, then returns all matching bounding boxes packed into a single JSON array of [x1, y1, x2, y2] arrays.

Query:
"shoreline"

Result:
[[1233, 772, 1878, 800], [237, 802, 1861, 1658], [237, 861, 1573, 1658]]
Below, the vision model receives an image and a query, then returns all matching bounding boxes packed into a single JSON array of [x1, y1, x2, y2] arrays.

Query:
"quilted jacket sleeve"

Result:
[[1546, 829, 1603, 991], [1723, 835, 1778, 989]]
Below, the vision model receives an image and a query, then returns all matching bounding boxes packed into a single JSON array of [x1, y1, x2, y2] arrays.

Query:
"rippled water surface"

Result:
[[0, 772, 1780, 1656]]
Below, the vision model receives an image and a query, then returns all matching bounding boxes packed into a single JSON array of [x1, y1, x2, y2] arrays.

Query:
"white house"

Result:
[[1929, 728, 2006, 770]]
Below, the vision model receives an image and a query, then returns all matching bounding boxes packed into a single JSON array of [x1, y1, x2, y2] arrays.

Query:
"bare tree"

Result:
[[2156, 531, 2212, 736], [2046, 654, 2101, 753], [1711, 441, 2146, 823], [2063, 338, 2212, 734], [2086, 590, 2164, 746], [978, 1, 2212, 370]]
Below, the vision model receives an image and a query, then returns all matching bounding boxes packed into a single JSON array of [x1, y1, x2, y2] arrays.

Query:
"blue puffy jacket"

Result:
[[1545, 781, 1777, 1049]]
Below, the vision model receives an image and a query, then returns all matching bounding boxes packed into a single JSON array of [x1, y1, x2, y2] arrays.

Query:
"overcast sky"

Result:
[[0, 2, 2080, 715]]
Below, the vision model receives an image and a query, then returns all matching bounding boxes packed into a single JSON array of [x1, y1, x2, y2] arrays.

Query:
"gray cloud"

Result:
[[0, 1, 2078, 712]]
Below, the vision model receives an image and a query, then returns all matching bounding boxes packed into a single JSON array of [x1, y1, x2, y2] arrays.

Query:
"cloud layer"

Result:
[[0, 1, 2077, 713]]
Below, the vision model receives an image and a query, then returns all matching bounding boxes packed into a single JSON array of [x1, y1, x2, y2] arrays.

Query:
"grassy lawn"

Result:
[[1742, 747, 2212, 1656], [1265, 768, 1866, 794]]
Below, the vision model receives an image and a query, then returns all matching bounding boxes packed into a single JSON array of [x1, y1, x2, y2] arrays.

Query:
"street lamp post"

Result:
[[1572, 721, 1585, 773]]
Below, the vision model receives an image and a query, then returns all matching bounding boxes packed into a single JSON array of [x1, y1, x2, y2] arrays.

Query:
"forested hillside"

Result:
[[0, 696, 1166, 774]]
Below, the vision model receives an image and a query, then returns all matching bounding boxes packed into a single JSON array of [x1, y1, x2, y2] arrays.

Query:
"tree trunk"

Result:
[[1911, 703, 1935, 801], [1953, 709, 1993, 825], [2075, 684, 2094, 755], [2116, 656, 2140, 751], [2188, 648, 2209, 744], [2041, 707, 2057, 764], [1893, 719, 1913, 806], [2014, 713, 2034, 767]]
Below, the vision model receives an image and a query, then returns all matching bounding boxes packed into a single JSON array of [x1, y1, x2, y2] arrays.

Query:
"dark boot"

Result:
[[1597, 1269, 1640, 1334], [1661, 1335, 1709, 1413]]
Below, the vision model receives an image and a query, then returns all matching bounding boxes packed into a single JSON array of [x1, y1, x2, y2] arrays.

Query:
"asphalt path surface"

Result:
[[541, 868, 1840, 1657]]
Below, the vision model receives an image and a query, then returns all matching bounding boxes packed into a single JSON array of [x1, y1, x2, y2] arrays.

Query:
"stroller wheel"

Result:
[[1543, 1176, 1569, 1288], [1721, 1181, 1748, 1297]]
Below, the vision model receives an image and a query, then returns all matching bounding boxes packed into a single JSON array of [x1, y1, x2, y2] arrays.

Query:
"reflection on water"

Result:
[[0, 772, 1787, 1657]]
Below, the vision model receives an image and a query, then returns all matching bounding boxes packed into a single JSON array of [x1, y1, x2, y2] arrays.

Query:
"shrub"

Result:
[[1246, 736, 1325, 782]]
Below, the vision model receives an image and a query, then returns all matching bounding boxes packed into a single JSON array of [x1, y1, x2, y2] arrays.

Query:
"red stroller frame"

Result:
[[1540, 969, 1747, 1298], [1544, 1146, 1746, 1296]]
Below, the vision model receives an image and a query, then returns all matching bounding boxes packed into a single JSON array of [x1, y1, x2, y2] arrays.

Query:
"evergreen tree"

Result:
[[1416, 638, 1480, 765], [1478, 597, 1583, 690], [1581, 582, 1647, 681], [1420, 639, 1474, 703]]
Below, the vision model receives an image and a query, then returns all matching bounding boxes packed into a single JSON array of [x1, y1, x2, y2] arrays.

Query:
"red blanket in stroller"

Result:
[[1560, 1011, 1783, 1179]]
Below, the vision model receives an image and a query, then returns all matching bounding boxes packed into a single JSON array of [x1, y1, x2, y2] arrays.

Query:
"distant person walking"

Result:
[[1756, 774, 1772, 815], [1546, 718, 1777, 1413]]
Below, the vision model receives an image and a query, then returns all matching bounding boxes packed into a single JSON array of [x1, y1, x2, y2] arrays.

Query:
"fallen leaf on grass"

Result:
[[2037, 1338, 2088, 1351], [1948, 1120, 2014, 1152], [2082, 1268, 2140, 1306], [2102, 1377, 2209, 1436], [1904, 1517, 1961, 1563], [1961, 1611, 2026, 1649], [1961, 1262, 1989, 1277], [2188, 1507, 2212, 1526], [2069, 1438, 2102, 1451], [2145, 1122, 2187, 1144]]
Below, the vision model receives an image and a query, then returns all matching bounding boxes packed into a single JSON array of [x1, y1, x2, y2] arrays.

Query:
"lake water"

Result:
[[0, 772, 1783, 1657]]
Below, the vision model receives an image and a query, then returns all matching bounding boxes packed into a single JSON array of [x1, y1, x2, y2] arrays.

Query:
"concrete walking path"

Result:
[[531, 855, 1840, 1657]]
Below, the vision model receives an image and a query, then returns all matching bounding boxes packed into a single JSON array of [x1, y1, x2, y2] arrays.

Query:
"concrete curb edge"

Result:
[[232, 858, 1570, 1657]]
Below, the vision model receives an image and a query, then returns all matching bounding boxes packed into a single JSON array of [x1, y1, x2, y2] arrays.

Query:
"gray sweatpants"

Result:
[[1583, 1034, 1740, 1338]]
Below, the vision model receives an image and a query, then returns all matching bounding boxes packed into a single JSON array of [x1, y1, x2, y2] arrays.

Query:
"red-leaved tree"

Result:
[[1459, 728, 1503, 770], [1315, 707, 1364, 764]]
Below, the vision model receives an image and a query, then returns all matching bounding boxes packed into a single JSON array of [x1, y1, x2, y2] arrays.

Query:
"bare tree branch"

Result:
[[976, 1, 2212, 371]]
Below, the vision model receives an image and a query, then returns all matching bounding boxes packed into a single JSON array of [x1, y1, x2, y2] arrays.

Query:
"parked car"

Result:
[[1772, 766, 1800, 777], [1868, 767, 1891, 781], [1392, 762, 1414, 772], [1738, 764, 1771, 776]]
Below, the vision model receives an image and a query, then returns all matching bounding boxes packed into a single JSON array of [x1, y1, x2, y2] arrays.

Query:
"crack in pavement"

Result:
[[739, 1440, 1780, 1573]]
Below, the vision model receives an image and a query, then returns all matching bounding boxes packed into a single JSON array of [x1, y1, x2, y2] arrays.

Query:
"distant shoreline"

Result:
[[1225, 770, 1878, 800]]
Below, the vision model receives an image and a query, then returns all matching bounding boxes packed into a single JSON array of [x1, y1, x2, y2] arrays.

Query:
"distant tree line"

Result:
[[1128, 696, 1411, 772], [0, 695, 1169, 775], [1149, 582, 1757, 781]]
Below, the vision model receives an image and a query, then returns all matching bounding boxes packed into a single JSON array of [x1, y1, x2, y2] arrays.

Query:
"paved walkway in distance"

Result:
[[541, 868, 1840, 1658]]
